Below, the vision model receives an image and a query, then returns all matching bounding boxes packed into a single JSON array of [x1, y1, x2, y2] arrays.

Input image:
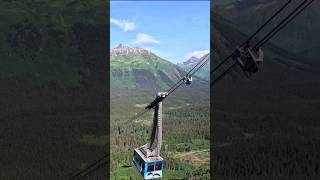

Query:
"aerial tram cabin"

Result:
[[233, 44, 264, 77], [183, 76, 192, 85], [133, 148, 163, 179]]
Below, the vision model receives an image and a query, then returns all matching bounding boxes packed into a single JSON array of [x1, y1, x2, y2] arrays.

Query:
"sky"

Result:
[[110, 1, 210, 64]]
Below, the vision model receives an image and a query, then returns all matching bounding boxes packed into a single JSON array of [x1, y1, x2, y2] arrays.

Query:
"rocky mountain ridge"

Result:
[[110, 44, 151, 57]]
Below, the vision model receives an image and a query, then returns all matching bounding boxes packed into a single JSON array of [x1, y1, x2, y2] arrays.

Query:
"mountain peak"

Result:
[[116, 43, 125, 48], [111, 44, 151, 57], [181, 53, 210, 66], [115, 43, 130, 49], [184, 56, 200, 65]]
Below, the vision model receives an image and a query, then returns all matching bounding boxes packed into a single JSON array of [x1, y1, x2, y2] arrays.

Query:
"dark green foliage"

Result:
[[7, 21, 41, 61], [110, 88, 210, 179], [0, 0, 108, 179], [215, 139, 320, 180]]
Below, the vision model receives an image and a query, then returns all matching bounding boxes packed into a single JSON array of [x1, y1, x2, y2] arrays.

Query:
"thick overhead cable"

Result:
[[186, 53, 209, 76], [211, 0, 315, 86], [190, 53, 210, 77], [211, 54, 233, 73], [211, 0, 294, 75], [242, 0, 293, 46], [255, 0, 315, 49], [145, 52, 210, 109], [211, 62, 237, 86], [254, 0, 310, 49], [167, 80, 184, 96]]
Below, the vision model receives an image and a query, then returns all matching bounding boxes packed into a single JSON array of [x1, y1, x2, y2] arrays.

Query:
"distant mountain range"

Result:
[[177, 54, 210, 81], [110, 44, 210, 90]]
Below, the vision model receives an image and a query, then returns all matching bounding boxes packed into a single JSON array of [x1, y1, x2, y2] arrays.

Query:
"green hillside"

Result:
[[110, 45, 186, 90]]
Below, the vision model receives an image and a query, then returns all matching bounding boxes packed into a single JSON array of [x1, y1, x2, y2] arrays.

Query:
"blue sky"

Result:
[[110, 1, 210, 63]]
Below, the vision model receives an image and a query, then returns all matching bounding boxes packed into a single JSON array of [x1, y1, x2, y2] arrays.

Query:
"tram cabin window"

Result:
[[155, 162, 162, 171], [147, 163, 154, 172]]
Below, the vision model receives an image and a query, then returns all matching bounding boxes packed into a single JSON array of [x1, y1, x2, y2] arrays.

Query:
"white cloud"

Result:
[[185, 50, 210, 60], [110, 18, 136, 32], [134, 33, 160, 45]]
